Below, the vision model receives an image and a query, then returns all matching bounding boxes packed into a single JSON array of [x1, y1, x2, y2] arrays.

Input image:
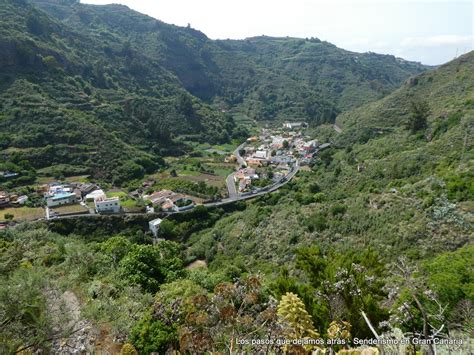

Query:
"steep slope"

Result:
[[185, 52, 473, 270], [134, 54, 472, 350], [0, 0, 429, 185], [336, 51, 474, 143], [0, 0, 235, 184], [33, 0, 428, 123], [209, 37, 428, 119]]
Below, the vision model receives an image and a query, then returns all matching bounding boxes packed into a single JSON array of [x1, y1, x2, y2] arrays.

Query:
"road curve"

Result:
[[43, 163, 300, 221], [42, 141, 301, 221]]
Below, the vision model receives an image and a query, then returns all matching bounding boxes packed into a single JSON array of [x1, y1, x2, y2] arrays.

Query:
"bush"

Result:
[[330, 204, 347, 216], [130, 315, 176, 354], [445, 171, 474, 202], [308, 183, 321, 193]]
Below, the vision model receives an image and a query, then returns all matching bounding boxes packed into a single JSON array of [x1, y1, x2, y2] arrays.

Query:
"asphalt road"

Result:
[[212, 160, 299, 206], [226, 173, 238, 199], [42, 142, 301, 221], [233, 142, 247, 167]]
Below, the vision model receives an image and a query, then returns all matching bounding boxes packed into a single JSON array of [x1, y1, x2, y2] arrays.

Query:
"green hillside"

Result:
[[337, 51, 474, 143], [0, 2, 471, 352], [0, 0, 236, 184], [0, 54, 471, 353], [33, 0, 427, 123], [186, 51, 473, 267]]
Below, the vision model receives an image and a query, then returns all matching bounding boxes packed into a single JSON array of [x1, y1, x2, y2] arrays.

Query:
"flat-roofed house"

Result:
[[149, 218, 163, 238], [254, 150, 269, 159], [46, 192, 77, 207], [145, 190, 174, 206], [95, 196, 121, 214]]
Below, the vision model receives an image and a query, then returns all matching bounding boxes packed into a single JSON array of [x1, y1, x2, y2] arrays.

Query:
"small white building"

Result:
[[13, 196, 28, 205], [48, 185, 72, 194], [254, 150, 269, 159], [95, 196, 121, 214], [283, 122, 305, 130], [149, 218, 163, 238]]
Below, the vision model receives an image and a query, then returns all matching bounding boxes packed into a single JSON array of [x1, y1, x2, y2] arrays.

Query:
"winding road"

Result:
[[41, 141, 302, 221]]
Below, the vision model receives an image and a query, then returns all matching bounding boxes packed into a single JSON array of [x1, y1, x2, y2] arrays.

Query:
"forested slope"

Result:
[[33, 0, 427, 123], [0, 0, 236, 183]]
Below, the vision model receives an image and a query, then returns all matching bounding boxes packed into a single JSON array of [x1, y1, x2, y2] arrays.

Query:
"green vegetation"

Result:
[[0, 0, 471, 353], [0, 207, 44, 222], [0, 0, 240, 186], [0, 221, 471, 353], [0, 0, 427, 188]]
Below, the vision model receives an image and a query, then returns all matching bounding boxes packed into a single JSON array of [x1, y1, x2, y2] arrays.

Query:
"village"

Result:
[[0, 122, 329, 228], [226, 121, 330, 195]]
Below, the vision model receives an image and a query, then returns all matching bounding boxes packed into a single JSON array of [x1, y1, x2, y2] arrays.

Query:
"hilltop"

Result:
[[33, 0, 428, 122]]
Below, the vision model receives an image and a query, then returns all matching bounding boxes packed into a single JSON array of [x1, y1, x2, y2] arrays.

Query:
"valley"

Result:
[[0, 0, 472, 354], [1, 122, 330, 223]]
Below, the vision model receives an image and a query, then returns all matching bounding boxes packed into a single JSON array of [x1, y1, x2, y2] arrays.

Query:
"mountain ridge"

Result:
[[1, 0, 428, 185]]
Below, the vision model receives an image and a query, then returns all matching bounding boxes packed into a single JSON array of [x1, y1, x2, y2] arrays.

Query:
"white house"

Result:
[[149, 218, 163, 238], [46, 192, 77, 207], [95, 196, 121, 214], [13, 196, 28, 205], [254, 150, 269, 159], [283, 122, 305, 129]]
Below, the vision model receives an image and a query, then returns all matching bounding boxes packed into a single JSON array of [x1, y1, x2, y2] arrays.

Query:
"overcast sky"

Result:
[[81, 0, 473, 65]]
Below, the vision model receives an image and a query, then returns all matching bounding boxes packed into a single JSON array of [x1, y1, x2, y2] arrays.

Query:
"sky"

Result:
[[81, 0, 473, 65]]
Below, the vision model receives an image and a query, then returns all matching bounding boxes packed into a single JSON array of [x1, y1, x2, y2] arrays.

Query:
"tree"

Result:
[[26, 14, 46, 36], [177, 93, 194, 117], [131, 279, 205, 353], [42, 56, 60, 69], [99, 236, 133, 266], [308, 183, 321, 193], [130, 314, 176, 354], [282, 140, 289, 149], [406, 100, 429, 133], [4, 213, 14, 221], [119, 242, 184, 293]]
